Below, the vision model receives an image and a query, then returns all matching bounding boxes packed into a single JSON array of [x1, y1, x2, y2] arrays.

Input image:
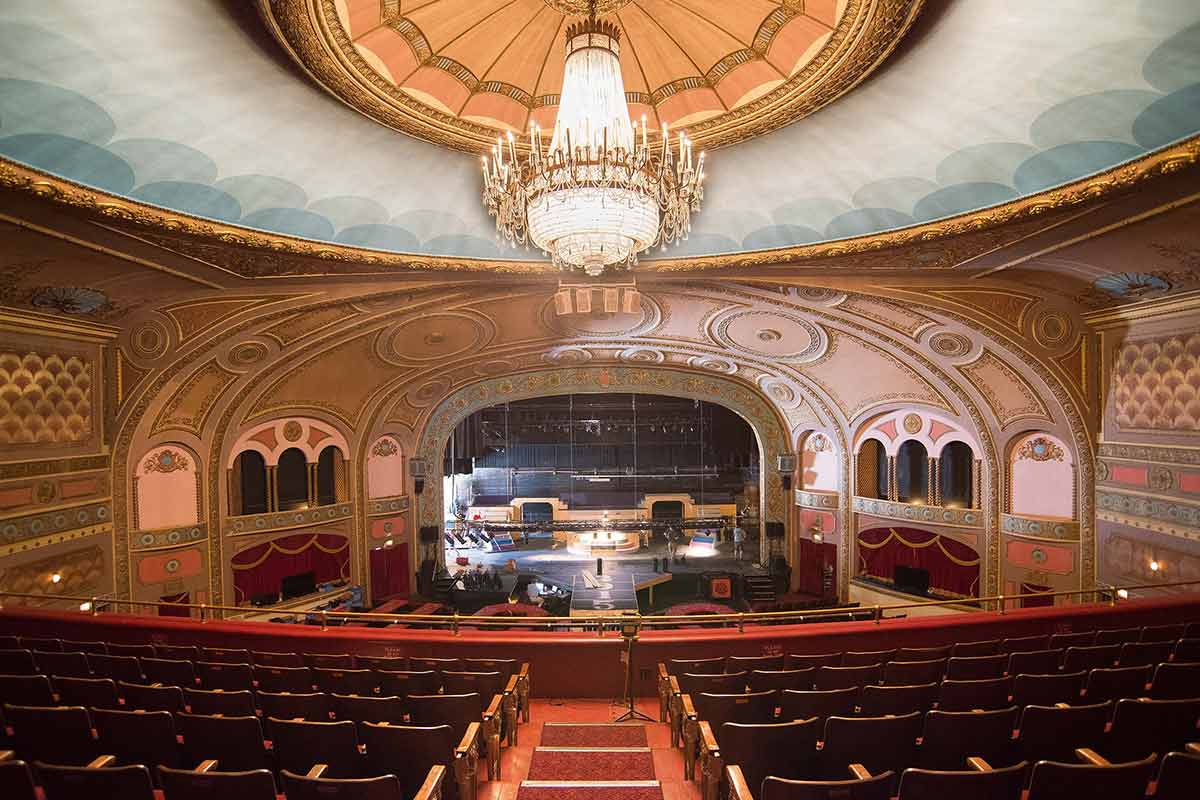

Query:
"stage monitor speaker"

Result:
[[894, 565, 930, 595], [419, 525, 440, 543], [765, 521, 785, 539]]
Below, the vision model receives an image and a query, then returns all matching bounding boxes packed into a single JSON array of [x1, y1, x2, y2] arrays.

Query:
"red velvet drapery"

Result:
[[369, 544, 410, 606], [857, 526, 980, 598], [796, 539, 837, 598], [231, 533, 349, 604]]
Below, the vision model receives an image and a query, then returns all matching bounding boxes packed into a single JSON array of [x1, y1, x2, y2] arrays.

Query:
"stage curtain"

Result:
[[857, 526, 980, 598], [231, 532, 349, 604], [369, 544, 409, 606]]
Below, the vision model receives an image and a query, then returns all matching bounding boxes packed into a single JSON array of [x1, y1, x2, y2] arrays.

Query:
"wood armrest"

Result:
[[1054, 703, 1070, 709], [681, 693, 697, 719], [1186, 742, 1200, 755], [484, 694, 502, 719], [504, 675, 519, 695], [658, 663, 669, 680], [669, 675, 681, 695], [1074, 748, 1110, 766], [725, 764, 754, 800], [848, 764, 872, 781], [519, 663, 530, 678], [195, 760, 218, 773], [414, 764, 446, 800], [456, 721, 482, 757], [0, 751, 13, 762], [698, 720, 719, 757], [307, 764, 329, 778], [87, 756, 117, 769], [967, 757, 993, 772]]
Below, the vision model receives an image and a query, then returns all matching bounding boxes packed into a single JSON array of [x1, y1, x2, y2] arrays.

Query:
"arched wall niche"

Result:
[[853, 408, 982, 458], [133, 443, 202, 531], [226, 416, 352, 468], [411, 365, 793, 569], [366, 435, 405, 499], [797, 430, 839, 492], [1007, 431, 1076, 520]]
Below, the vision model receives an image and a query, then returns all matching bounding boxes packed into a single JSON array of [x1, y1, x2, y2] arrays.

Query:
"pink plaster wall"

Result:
[[370, 514, 408, 541], [1009, 434, 1074, 520], [136, 446, 199, 530], [800, 448, 839, 491], [367, 436, 404, 498], [1005, 540, 1075, 575]]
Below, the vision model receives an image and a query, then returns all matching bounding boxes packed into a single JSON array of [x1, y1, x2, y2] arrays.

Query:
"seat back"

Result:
[[882, 659, 946, 686], [761, 771, 893, 800], [441, 670, 505, 699], [822, 712, 922, 781], [1107, 697, 1200, 763], [919, 707, 1019, 770], [360, 723, 457, 799], [271, 717, 363, 778], [250, 650, 304, 667], [1150, 661, 1200, 699], [463, 658, 519, 682], [841, 650, 896, 667], [139, 657, 196, 688], [200, 647, 250, 664], [257, 690, 331, 731], [1093, 627, 1142, 646], [53, 676, 120, 710], [409, 657, 463, 673], [4, 704, 97, 765], [677, 671, 748, 696], [0, 674, 55, 707], [1048, 631, 1095, 650], [747, 668, 814, 692], [253, 665, 314, 693], [727, 655, 785, 672], [667, 657, 725, 675], [937, 677, 1012, 712], [1083, 665, 1151, 704], [0, 635, 20, 649], [60, 640, 108, 656], [281, 770, 404, 800], [305, 653, 356, 669], [33, 650, 91, 678], [999, 635, 1050, 654], [153, 644, 198, 661], [356, 656, 408, 672], [813, 664, 880, 691], [87, 653, 143, 682], [1010, 671, 1085, 708], [896, 762, 1026, 800], [1005, 649, 1062, 676], [720, 718, 820, 792], [35, 762, 155, 800], [157, 765, 277, 800], [1140, 624, 1186, 642], [894, 646, 951, 662], [0, 759, 36, 800], [93, 707, 180, 772], [858, 683, 938, 716], [376, 669, 440, 697], [788, 653, 842, 669], [693, 690, 778, 730], [105, 643, 155, 659], [1016, 702, 1110, 764], [1061, 645, 1119, 673], [19, 637, 62, 653], [1154, 751, 1200, 800], [196, 660, 254, 691], [1115, 641, 1172, 668], [176, 712, 270, 772], [315, 668, 380, 696], [950, 639, 1000, 657], [1026, 754, 1156, 800], [1170, 638, 1200, 662], [332, 694, 407, 728], [779, 688, 858, 725], [407, 693, 483, 741], [119, 681, 184, 713], [183, 688, 256, 716], [0, 649, 37, 675], [945, 654, 1007, 680]]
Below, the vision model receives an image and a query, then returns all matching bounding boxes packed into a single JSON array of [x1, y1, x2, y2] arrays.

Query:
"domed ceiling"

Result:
[[0, 0, 1197, 265], [264, 0, 917, 151]]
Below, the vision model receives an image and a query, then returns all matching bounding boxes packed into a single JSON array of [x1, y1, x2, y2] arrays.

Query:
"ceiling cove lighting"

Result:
[[481, 1, 705, 276]]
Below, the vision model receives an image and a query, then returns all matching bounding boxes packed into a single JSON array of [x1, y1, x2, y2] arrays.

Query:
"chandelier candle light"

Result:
[[481, 3, 706, 276]]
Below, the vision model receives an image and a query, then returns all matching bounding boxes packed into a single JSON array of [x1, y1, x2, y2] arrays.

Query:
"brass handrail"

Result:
[[1, 579, 1197, 631]]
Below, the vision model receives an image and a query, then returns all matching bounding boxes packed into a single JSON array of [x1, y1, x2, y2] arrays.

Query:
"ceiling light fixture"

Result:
[[482, 0, 705, 276]]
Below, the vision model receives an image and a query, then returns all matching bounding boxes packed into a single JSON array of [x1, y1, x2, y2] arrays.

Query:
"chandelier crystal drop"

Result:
[[481, 5, 706, 276]]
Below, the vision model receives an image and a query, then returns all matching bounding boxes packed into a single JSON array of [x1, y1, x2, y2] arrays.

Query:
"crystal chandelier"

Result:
[[481, 2, 706, 276]]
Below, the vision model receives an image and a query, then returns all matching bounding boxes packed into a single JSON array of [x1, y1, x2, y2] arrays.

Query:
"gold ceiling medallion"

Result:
[[255, 0, 925, 154]]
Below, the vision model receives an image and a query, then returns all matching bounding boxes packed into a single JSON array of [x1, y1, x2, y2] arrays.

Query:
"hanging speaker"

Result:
[[776, 454, 797, 474], [409, 458, 427, 478]]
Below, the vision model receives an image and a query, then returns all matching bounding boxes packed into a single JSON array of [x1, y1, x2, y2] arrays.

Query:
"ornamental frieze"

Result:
[[1001, 513, 1080, 541], [226, 503, 353, 536], [0, 500, 112, 546], [130, 523, 207, 552], [367, 496, 411, 518], [795, 490, 839, 510], [1095, 489, 1200, 530], [852, 496, 982, 529]]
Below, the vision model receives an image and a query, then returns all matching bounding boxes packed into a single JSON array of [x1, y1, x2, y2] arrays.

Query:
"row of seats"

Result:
[[0, 751, 448, 800]]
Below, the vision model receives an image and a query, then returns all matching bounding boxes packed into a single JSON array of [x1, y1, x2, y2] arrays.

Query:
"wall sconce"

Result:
[[1116, 589, 1129, 600], [811, 516, 824, 544], [78, 601, 92, 612], [50, 573, 62, 584], [1149, 560, 1161, 572]]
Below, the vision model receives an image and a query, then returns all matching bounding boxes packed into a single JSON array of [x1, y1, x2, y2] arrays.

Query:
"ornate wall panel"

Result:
[[0, 541, 107, 602], [153, 359, 240, 436], [1110, 331, 1200, 433], [957, 348, 1051, 428], [0, 349, 94, 449]]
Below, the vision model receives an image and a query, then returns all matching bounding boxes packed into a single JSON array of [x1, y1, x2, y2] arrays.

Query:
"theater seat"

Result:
[[1016, 702, 1110, 765], [281, 767, 411, 800], [821, 712, 922, 784], [728, 655, 785, 672], [945, 654, 1007, 680], [1006, 649, 1062, 676], [896, 759, 1026, 800], [359, 723, 459, 799], [1010, 671, 1085, 707], [305, 653, 356, 670], [1149, 662, 1200, 699], [4, 704, 97, 766], [253, 664, 314, 693], [779, 688, 858, 726], [1083, 665, 1151, 705], [814, 664, 880, 691], [183, 688, 256, 716], [788, 653, 842, 669], [719, 718, 820, 792], [858, 683, 938, 716], [1104, 698, 1200, 763], [667, 657, 725, 675], [0, 757, 36, 800], [331, 694, 407, 728], [1154, 749, 1200, 800], [376, 669, 440, 697], [250, 650, 304, 667], [176, 713, 272, 773], [52, 676, 119, 710], [35, 759, 156, 800], [118, 681, 184, 713], [677, 671, 748, 696], [92, 707, 182, 776], [0, 675, 54, 707], [1026, 750, 1156, 800], [841, 650, 896, 667], [757, 766, 893, 800], [271, 718, 364, 778], [919, 707, 1019, 770], [748, 668, 814, 692], [158, 762, 277, 800], [140, 657, 196, 688], [1140, 624, 1186, 643], [937, 677, 1012, 712], [257, 690, 331, 728]]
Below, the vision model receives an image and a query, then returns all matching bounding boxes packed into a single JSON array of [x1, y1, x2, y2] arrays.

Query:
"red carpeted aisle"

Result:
[[518, 723, 663, 800]]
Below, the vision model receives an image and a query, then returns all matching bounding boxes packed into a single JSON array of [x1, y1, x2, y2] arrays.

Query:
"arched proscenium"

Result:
[[413, 366, 792, 568]]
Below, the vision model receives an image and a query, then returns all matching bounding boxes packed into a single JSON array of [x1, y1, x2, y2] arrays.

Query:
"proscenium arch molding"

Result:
[[411, 365, 793, 571]]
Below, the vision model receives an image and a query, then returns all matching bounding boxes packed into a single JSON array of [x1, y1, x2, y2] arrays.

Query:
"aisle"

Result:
[[487, 699, 698, 800]]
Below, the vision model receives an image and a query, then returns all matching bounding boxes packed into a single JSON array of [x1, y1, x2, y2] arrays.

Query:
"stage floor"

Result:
[[445, 536, 769, 613]]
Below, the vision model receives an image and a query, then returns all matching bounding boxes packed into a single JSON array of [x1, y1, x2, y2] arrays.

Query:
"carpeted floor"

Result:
[[527, 749, 656, 781], [517, 787, 664, 800], [540, 723, 650, 747]]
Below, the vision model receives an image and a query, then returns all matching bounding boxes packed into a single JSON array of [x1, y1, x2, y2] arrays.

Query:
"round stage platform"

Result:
[[565, 530, 640, 556]]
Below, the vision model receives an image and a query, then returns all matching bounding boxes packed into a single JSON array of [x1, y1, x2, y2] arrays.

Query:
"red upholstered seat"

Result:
[[677, 671, 748, 696], [999, 635, 1050, 654], [1115, 640, 1173, 667], [315, 667, 380, 696], [19, 637, 62, 653], [250, 649, 304, 667], [200, 647, 250, 664], [5, 704, 98, 765], [140, 657, 196, 688], [944, 654, 1007, 680], [0, 759, 36, 800], [376, 669, 440, 697], [882, 658, 946, 686], [1061, 645, 1120, 673], [33, 651, 90, 678], [667, 657, 725, 675], [105, 643, 156, 659], [0, 649, 37, 675], [153, 643, 198, 661], [356, 655, 408, 672], [1006, 649, 1061, 676], [1049, 632, 1096, 650], [788, 653, 842, 669], [1150, 661, 1200, 699], [1154, 750, 1200, 800], [119, 681, 184, 713], [184, 687, 256, 716], [950, 639, 1001, 657], [281, 770, 406, 800], [253, 664, 315, 693], [93, 706, 182, 775], [1141, 623, 1187, 642], [257, 690, 332, 729], [727, 654, 785, 672], [894, 646, 951, 662], [196, 660, 254, 691], [271, 717, 364, 778], [1104, 697, 1200, 763], [359, 723, 458, 800], [1093, 627, 1142, 646], [813, 664, 880, 691], [1010, 671, 1085, 707], [0, 674, 54, 707], [87, 653, 143, 682], [304, 653, 356, 670], [331, 693, 407, 729], [1083, 665, 1151, 704], [720, 718, 821, 793]]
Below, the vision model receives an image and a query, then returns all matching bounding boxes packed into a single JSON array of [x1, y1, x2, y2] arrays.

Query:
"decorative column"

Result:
[[927, 458, 937, 505], [227, 468, 241, 516], [887, 455, 898, 501], [266, 465, 279, 512], [334, 457, 348, 503], [307, 462, 318, 507], [971, 459, 982, 509]]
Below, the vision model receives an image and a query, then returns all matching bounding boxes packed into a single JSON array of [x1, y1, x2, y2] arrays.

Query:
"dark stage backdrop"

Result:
[[231, 532, 349, 604], [857, 526, 981, 599]]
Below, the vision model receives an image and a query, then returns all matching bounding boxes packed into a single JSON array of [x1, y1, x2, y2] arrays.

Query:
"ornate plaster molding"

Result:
[[795, 489, 839, 510], [852, 496, 983, 529], [225, 503, 354, 537], [1001, 513, 1079, 541], [130, 523, 208, 552]]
